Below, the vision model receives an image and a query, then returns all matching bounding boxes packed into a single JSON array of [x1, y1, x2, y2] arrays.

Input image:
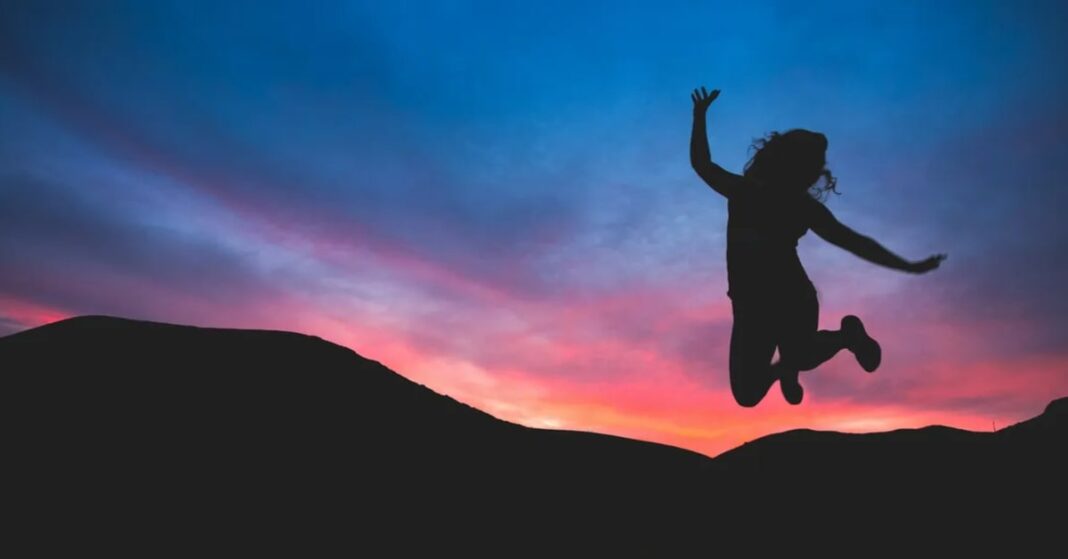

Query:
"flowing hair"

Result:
[[743, 129, 839, 201]]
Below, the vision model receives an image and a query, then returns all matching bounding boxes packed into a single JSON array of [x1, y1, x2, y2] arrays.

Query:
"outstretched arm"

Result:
[[690, 87, 749, 198], [810, 202, 947, 273]]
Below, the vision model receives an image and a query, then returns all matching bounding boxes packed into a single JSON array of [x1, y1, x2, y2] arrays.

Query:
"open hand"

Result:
[[908, 253, 947, 274], [691, 86, 720, 113]]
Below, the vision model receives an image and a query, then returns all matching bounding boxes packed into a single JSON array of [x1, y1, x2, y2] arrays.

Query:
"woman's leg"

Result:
[[784, 331, 848, 371], [728, 298, 779, 408], [777, 288, 847, 372]]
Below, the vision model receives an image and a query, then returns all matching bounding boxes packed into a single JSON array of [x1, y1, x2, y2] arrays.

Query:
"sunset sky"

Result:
[[2, 1, 1067, 456]]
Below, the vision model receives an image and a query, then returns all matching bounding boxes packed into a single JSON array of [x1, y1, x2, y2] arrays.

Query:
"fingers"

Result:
[[918, 254, 947, 273], [908, 256, 940, 274], [691, 86, 721, 106]]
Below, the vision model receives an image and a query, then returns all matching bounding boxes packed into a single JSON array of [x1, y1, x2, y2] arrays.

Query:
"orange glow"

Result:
[[2, 289, 1063, 459]]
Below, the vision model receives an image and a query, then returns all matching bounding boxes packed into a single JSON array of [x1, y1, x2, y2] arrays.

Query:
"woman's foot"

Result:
[[779, 368, 804, 405], [841, 315, 881, 372]]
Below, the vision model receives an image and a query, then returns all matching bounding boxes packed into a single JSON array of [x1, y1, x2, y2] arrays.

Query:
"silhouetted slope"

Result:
[[3, 316, 1064, 553], [2, 315, 712, 470], [3, 316, 716, 552], [713, 398, 1066, 479]]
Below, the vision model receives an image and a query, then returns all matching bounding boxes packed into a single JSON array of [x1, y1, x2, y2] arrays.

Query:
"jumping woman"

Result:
[[690, 86, 946, 407]]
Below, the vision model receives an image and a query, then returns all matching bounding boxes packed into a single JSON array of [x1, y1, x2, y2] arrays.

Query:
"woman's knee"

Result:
[[730, 373, 768, 408], [733, 390, 764, 408], [728, 317, 777, 408]]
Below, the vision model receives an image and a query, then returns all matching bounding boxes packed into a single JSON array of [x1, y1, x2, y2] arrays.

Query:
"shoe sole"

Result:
[[843, 315, 881, 373]]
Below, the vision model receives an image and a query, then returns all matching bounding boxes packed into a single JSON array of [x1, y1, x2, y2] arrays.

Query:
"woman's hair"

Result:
[[743, 129, 839, 201]]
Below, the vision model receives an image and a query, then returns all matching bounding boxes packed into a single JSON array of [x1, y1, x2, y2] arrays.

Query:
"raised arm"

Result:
[[809, 201, 947, 273], [690, 87, 749, 198]]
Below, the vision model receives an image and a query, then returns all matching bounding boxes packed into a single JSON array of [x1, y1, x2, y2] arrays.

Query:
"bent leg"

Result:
[[777, 288, 847, 372], [728, 301, 779, 408], [784, 331, 847, 371]]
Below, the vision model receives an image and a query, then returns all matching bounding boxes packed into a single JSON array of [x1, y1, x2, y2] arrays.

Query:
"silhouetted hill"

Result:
[[3, 316, 1063, 553]]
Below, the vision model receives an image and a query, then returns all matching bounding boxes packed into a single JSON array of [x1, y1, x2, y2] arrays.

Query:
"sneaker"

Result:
[[841, 315, 881, 373]]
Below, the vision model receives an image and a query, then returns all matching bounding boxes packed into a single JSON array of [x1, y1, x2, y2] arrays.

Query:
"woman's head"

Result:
[[743, 129, 838, 200]]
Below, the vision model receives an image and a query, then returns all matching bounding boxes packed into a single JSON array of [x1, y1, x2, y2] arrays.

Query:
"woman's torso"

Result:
[[726, 187, 817, 299]]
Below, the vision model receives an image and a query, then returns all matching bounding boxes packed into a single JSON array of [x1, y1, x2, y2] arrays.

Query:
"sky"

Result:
[[2, 0, 1067, 456]]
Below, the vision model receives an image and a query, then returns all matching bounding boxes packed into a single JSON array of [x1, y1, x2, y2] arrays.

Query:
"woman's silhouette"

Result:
[[690, 87, 946, 407]]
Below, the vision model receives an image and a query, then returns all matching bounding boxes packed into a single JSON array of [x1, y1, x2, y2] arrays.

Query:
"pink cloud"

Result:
[[0, 295, 71, 331]]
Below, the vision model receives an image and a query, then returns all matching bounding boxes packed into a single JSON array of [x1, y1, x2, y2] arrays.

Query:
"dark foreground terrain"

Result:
[[4, 316, 1063, 553]]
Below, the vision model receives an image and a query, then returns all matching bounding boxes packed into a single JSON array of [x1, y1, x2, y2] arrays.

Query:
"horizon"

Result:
[[2, 1, 1067, 456], [4, 312, 1065, 458]]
